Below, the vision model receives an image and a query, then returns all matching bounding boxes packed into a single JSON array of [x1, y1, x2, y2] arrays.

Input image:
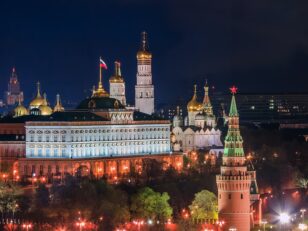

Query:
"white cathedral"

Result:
[[171, 82, 223, 154]]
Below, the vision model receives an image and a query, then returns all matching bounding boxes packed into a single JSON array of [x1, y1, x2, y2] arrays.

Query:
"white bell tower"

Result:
[[135, 32, 154, 115]]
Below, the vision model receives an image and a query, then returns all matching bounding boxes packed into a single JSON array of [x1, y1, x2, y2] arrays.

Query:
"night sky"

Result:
[[1, 0, 308, 106]]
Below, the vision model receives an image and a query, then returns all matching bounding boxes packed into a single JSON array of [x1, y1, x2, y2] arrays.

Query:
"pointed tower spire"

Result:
[[36, 81, 42, 98], [229, 86, 239, 117], [223, 86, 244, 158], [140, 31, 149, 52], [54, 93, 64, 112]]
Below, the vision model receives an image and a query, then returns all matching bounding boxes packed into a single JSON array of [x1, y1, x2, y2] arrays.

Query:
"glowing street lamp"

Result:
[[76, 221, 86, 231], [299, 223, 308, 231], [261, 219, 267, 231], [300, 209, 306, 223], [22, 223, 32, 231], [279, 213, 290, 224]]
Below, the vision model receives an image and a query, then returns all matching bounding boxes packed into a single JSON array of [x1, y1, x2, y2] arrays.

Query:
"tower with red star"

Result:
[[216, 86, 252, 231]]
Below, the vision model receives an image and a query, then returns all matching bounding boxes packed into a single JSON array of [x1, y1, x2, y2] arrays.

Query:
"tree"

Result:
[[131, 187, 172, 222], [296, 176, 308, 189], [189, 190, 218, 222]]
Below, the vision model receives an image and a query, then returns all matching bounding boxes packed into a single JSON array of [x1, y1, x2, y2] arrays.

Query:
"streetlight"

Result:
[[229, 228, 237, 231], [279, 212, 290, 230], [76, 221, 85, 231], [22, 223, 32, 231], [299, 223, 308, 231], [279, 213, 290, 224], [300, 209, 306, 223], [261, 219, 267, 231]]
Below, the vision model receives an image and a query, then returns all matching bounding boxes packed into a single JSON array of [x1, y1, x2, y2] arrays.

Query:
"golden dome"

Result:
[[187, 85, 203, 112], [30, 82, 44, 108], [136, 50, 152, 60], [136, 31, 152, 60], [14, 98, 28, 117], [39, 94, 53, 116], [109, 61, 124, 83]]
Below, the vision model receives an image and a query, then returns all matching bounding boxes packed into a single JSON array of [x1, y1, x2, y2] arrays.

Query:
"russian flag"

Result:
[[100, 57, 107, 70]]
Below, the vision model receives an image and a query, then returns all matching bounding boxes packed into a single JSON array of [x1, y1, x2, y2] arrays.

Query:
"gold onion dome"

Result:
[[54, 94, 65, 112], [39, 93, 53, 116], [30, 82, 44, 108], [136, 31, 152, 60], [109, 61, 124, 83], [14, 98, 28, 117], [187, 85, 203, 112]]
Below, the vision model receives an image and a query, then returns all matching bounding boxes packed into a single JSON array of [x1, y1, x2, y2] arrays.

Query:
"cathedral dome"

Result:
[[14, 104, 28, 117], [30, 82, 44, 108], [187, 85, 202, 112], [77, 97, 125, 110], [109, 61, 124, 83], [39, 105, 53, 116], [39, 94, 53, 116]]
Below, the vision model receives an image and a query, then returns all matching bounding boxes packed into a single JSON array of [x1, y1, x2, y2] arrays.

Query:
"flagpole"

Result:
[[99, 57, 102, 89]]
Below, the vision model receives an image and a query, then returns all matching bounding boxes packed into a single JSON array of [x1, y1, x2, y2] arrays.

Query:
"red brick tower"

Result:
[[216, 86, 251, 231]]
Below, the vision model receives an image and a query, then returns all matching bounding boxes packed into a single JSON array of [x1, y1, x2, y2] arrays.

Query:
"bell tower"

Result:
[[216, 86, 251, 231], [135, 32, 154, 114]]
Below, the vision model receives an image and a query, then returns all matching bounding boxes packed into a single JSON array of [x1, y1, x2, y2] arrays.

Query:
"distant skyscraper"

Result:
[[135, 32, 154, 115], [5, 67, 24, 106]]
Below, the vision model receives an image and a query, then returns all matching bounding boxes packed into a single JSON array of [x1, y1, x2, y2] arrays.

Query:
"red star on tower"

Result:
[[230, 85, 238, 94]]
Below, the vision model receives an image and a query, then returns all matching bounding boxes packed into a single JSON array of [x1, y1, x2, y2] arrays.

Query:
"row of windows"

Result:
[[219, 193, 244, 199], [29, 133, 169, 142]]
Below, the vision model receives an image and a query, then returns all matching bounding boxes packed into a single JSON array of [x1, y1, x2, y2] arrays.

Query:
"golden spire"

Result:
[[54, 94, 64, 112], [109, 61, 124, 83], [36, 81, 42, 98], [137, 31, 152, 60], [92, 57, 109, 98], [29, 81, 44, 108]]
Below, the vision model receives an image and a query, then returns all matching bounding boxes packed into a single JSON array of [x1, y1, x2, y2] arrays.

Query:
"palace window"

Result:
[[39, 165, 44, 175], [241, 193, 243, 199], [46, 136, 50, 142], [228, 194, 231, 199]]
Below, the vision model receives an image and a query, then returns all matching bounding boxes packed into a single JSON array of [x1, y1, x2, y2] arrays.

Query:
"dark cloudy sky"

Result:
[[1, 0, 308, 106]]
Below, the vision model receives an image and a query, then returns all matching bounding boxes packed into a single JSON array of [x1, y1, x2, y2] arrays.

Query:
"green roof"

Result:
[[229, 94, 239, 116], [76, 97, 125, 110]]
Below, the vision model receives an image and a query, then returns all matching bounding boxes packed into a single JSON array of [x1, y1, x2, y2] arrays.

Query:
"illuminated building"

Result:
[[0, 33, 183, 181], [135, 32, 154, 115], [4, 68, 24, 106], [171, 82, 223, 155], [216, 87, 261, 230]]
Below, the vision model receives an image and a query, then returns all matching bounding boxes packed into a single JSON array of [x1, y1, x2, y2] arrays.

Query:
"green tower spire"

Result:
[[223, 86, 244, 157]]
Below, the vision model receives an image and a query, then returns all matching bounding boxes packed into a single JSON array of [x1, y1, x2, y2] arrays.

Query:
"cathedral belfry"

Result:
[[135, 32, 154, 114]]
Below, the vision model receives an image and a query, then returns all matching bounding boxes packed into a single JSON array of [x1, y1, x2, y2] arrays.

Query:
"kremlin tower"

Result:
[[109, 61, 126, 106], [216, 86, 252, 231], [135, 32, 154, 115]]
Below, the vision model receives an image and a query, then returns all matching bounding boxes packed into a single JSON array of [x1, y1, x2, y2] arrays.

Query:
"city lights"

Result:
[[279, 212, 291, 224]]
